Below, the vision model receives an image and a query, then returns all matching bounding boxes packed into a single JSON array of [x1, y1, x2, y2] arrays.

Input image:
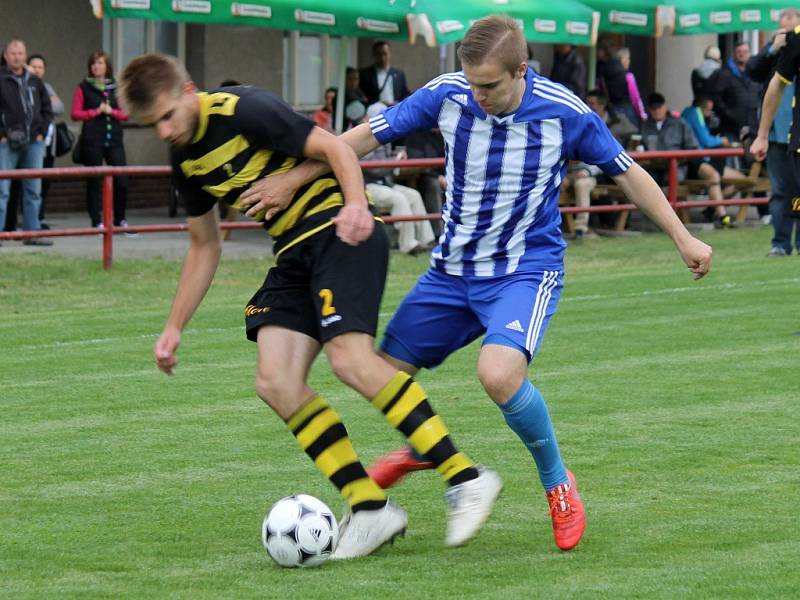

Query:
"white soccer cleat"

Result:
[[330, 500, 408, 560], [445, 467, 503, 547]]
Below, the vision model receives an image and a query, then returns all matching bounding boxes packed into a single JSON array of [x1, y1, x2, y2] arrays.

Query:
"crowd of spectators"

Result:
[[6, 13, 800, 257], [548, 9, 800, 253], [1, 39, 134, 245]]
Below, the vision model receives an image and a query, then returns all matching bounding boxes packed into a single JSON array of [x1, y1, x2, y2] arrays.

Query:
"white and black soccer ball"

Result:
[[261, 494, 339, 568]]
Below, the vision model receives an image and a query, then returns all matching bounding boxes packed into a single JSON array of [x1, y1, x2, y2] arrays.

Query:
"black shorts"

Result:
[[244, 221, 389, 343]]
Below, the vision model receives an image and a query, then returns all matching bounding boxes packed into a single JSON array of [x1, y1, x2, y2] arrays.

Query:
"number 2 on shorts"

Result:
[[318, 288, 336, 316]]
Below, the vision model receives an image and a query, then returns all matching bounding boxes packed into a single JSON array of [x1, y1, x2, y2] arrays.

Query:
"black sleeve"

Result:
[[746, 45, 777, 83], [776, 30, 800, 83], [232, 90, 315, 158], [171, 152, 217, 217], [709, 70, 734, 123]]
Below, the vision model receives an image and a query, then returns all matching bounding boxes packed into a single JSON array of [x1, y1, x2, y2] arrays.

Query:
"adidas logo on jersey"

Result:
[[451, 93, 469, 106], [505, 319, 524, 333]]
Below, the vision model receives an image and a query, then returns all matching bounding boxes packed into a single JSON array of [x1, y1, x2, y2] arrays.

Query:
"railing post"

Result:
[[102, 174, 114, 270], [667, 157, 679, 209]]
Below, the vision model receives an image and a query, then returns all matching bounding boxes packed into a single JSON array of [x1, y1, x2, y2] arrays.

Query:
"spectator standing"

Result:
[[359, 41, 410, 107], [362, 103, 435, 255], [710, 41, 762, 142], [642, 93, 733, 228], [344, 67, 367, 130], [27, 53, 62, 229], [550, 44, 586, 99], [747, 8, 800, 257], [71, 50, 134, 234], [312, 87, 336, 133], [616, 48, 646, 124], [691, 46, 722, 101], [5, 53, 64, 232], [0, 39, 53, 246]]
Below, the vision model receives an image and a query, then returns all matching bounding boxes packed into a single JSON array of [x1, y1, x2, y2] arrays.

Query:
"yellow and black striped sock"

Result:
[[371, 371, 479, 486], [286, 395, 387, 512]]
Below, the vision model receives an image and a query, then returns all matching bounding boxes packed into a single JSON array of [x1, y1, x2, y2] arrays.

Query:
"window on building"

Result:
[[282, 32, 355, 111], [104, 19, 186, 75]]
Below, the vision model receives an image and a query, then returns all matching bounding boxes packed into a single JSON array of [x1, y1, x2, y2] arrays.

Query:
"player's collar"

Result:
[[191, 92, 212, 144]]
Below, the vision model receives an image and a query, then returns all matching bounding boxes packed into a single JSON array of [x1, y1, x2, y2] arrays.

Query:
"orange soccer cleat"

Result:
[[366, 446, 434, 489], [546, 469, 586, 551]]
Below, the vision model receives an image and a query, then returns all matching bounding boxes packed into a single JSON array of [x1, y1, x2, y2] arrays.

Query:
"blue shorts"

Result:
[[381, 268, 563, 369]]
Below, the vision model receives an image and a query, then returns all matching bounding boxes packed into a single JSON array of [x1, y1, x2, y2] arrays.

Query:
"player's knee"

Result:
[[255, 369, 296, 407], [326, 350, 364, 388], [477, 365, 519, 403]]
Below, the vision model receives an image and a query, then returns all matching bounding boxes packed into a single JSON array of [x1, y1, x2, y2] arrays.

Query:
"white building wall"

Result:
[[655, 33, 717, 112]]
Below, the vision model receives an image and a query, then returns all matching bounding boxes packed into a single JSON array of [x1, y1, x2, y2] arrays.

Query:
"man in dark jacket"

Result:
[[0, 39, 53, 244], [550, 45, 586, 99], [641, 92, 734, 228], [710, 41, 762, 140], [359, 41, 410, 107], [746, 8, 800, 256]]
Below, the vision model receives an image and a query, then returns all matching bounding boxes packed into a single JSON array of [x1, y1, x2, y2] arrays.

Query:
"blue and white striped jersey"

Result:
[[369, 68, 633, 276]]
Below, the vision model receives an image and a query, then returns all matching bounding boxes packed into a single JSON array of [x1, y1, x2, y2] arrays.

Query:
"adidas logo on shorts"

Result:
[[505, 319, 524, 333]]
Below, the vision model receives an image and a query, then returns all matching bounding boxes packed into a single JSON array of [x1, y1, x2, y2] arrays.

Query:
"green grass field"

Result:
[[1, 227, 797, 599]]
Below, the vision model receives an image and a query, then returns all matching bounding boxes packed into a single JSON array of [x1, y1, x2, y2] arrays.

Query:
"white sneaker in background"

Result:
[[330, 500, 408, 560], [118, 220, 139, 238]]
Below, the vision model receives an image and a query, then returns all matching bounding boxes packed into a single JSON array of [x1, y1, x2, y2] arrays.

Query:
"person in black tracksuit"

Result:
[[70, 50, 130, 230]]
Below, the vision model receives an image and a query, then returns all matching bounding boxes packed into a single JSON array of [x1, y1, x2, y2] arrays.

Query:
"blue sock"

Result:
[[500, 379, 567, 491]]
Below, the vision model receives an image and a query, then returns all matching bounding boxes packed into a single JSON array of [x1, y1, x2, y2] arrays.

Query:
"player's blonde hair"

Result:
[[119, 53, 189, 118], [457, 15, 527, 75]]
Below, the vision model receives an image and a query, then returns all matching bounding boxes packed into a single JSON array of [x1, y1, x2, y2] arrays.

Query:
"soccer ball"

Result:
[[261, 494, 339, 568]]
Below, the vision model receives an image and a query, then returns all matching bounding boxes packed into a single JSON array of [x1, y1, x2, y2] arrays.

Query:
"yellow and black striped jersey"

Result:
[[171, 87, 345, 252]]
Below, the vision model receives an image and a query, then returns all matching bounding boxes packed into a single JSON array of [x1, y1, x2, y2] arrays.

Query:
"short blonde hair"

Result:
[[457, 15, 527, 75], [119, 53, 189, 117]]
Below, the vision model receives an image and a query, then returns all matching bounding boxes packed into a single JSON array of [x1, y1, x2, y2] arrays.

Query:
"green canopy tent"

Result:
[[409, 0, 599, 47], [93, 0, 600, 46], [672, 0, 790, 35], [581, 0, 675, 37], [92, 0, 413, 41]]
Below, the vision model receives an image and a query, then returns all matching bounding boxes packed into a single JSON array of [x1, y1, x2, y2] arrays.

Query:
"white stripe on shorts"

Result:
[[525, 270, 559, 354]]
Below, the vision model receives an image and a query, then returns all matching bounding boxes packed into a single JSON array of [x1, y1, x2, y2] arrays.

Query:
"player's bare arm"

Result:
[[301, 126, 374, 245], [613, 163, 713, 280], [238, 123, 380, 221], [154, 208, 222, 374], [751, 73, 789, 161]]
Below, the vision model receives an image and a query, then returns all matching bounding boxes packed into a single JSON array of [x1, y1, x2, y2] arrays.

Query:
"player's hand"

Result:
[[750, 136, 768, 162], [771, 31, 788, 53], [678, 236, 713, 280], [332, 203, 374, 245], [154, 326, 181, 375], [237, 173, 298, 220]]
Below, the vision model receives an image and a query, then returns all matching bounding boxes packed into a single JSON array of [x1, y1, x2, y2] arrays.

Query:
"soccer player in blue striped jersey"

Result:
[[239, 15, 713, 551]]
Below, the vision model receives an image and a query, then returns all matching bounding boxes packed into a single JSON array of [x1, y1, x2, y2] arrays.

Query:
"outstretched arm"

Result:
[[613, 163, 713, 280], [238, 123, 380, 220], [750, 73, 788, 161], [154, 208, 222, 375]]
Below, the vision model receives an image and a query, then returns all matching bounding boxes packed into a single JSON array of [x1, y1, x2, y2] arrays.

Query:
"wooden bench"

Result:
[[678, 162, 770, 224], [559, 180, 630, 234]]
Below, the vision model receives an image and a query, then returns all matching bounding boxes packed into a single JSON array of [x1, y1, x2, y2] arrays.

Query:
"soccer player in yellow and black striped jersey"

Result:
[[119, 54, 501, 559]]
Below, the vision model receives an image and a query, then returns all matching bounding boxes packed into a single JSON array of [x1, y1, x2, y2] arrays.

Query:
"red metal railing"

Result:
[[0, 149, 767, 268]]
